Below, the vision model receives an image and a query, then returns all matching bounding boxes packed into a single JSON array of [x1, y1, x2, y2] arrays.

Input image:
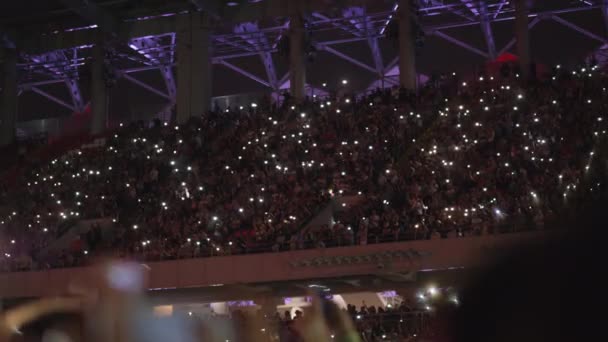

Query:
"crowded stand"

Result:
[[338, 65, 608, 241], [1, 62, 607, 272]]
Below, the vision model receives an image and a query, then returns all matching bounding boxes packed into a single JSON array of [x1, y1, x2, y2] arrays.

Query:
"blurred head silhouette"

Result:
[[444, 191, 608, 341]]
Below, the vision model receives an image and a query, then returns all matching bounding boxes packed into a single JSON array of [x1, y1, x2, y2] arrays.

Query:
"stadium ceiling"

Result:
[[1, 0, 608, 122]]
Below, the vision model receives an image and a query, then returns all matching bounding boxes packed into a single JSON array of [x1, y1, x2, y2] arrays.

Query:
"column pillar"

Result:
[[0, 48, 18, 146], [176, 14, 191, 124], [289, 10, 306, 102], [515, 0, 531, 78], [176, 13, 212, 124], [398, 0, 417, 90], [90, 31, 108, 135], [479, 0, 497, 60], [602, 0, 608, 38]]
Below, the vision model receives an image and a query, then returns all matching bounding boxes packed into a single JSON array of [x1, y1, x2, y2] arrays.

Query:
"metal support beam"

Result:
[[427, 5, 600, 31], [90, 32, 108, 135], [176, 13, 212, 123], [375, 73, 399, 87], [170, 33, 176, 63], [380, 2, 399, 35], [383, 77, 399, 86], [603, 0, 608, 37], [65, 79, 85, 113], [312, 12, 363, 37], [58, 0, 119, 35], [367, 55, 419, 91], [6, 1, 602, 107], [68, 48, 85, 112], [28, 51, 71, 77], [29, 51, 85, 113], [217, 60, 271, 88], [211, 49, 278, 62], [279, 72, 290, 86], [129, 38, 160, 64], [494, 0, 509, 19], [129, 36, 177, 122], [1, 48, 18, 146], [499, 17, 541, 55], [160, 65, 177, 102], [460, 0, 480, 16], [121, 65, 172, 74], [551, 15, 607, 43], [129, 37, 174, 67], [479, 0, 497, 60], [17, 2, 601, 55], [319, 45, 377, 73], [322, 36, 379, 46], [233, 23, 280, 91], [428, 0, 475, 21], [289, 8, 306, 102], [122, 73, 170, 99], [360, 17, 386, 77], [129, 36, 177, 110], [342, 7, 384, 77], [368, 37, 384, 76], [432, 30, 489, 58], [398, 0, 416, 90], [57, 0, 120, 119], [30, 86, 76, 112], [22, 79, 68, 87], [260, 52, 279, 90], [515, 0, 531, 77], [385, 56, 399, 73], [271, 19, 290, 49], [215, 36, 257, 53]]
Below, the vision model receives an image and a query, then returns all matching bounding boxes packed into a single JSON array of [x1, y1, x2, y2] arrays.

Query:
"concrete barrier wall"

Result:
[[0, 232, 547, 298]]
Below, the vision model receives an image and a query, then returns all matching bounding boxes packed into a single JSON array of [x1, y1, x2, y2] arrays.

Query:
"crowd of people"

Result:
[[1, 62, 607, 272], [338, 65, 608, 242], [191, 300, 432, 342]]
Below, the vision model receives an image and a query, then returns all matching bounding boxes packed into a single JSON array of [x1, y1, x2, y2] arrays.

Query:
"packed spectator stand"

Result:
[[1, 62, 607, 272]]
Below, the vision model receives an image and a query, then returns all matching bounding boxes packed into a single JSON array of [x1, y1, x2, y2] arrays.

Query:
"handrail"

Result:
[[105, 224, 541, 265]]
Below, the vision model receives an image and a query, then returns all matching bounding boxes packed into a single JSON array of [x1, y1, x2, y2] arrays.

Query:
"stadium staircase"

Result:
[[38, 218, 113, 257], [1, 132, 111, 257]]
